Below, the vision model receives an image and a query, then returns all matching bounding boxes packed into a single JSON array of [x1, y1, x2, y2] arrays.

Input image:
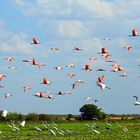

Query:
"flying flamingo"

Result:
[[75, 79, 84, 83], [47, 94, 54, 100], [82, 64, 92, 72], [68, 73, 76, 78], [96, 68, 106, 71], [96, 81, 111, 90], [73, 47, 83, 51], [55, 91, 66, 95], [0, 74, 6, 81], [54, 66, 63, 71], [67, 63, 75, 68], [40, 78, 51, 85], [71, 83, 79, 89], [89, 57, 97, 62], [98, 48, 108, 54], [34, 92, 49, 98], [97, 75, 105, 83], [112, 64, 123, 72], [23, 86, 31, 92], [6, 57, 14, 62], [120, 72, 127, 77], [123, 45, 132, 51], [8, 66, 17, 70], [31, 38, 41, 45], [3, 93, 12, 99], [50, 47, 59, 51], [133, 96, 140, 105], [129, 28, 138, 37]]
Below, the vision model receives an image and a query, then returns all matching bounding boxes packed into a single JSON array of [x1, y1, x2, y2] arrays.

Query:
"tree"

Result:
[[79, 104, 106, 120]]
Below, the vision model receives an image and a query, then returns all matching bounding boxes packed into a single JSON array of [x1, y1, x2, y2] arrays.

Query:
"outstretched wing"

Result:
[[133, 96, 138, 101]]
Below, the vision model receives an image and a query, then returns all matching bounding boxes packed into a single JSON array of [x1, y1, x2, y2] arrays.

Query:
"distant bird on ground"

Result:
[[35, 126, 42, 131], [1, 110, 8, 117], [18, 121, 26, 127]]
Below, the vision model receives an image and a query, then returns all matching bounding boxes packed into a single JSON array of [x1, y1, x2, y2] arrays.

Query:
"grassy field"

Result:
[[0, 120, 140, 140]]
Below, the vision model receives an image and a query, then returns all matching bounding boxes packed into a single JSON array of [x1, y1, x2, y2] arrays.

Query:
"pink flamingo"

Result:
[[40, 78, 51, 85], [31, 38, 41, 45]]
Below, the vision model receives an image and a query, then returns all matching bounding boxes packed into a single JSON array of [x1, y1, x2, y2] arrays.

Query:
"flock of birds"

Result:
[[0, 28, 140, 118]]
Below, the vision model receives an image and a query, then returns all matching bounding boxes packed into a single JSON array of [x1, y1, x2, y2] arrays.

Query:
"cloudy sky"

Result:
[[0, 0, 140, 115]]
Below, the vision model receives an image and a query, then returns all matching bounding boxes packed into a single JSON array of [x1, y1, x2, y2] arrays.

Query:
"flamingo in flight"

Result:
[[6, 57, 14, 62], [75, 79, 84, 83], [133, 96, 140, 105], [98, 48, 109, 54], [40, 78, 51, 85], [129, 28, 138, 37], [23, 58, 45, 68], [8, 66, 17, 70], [54, 66, 63, 71], [50, 47, 59, 51], [55, 91, 66, 95], [31, 38, 41, 45], [82, 64, 92, 72], [96, 68, 106, 71], [123, 45, 132, 51], [89, 57, 97, 62], [73, 47, 83, 51], [23, 86, 31, 92], [0, 74, 6, 81], [71, 83, 79, 89], [68, 73, 76, 78], [67, 63, 75, 68], [97, 75, 105, 83], [3, 93, 12, 99], [112, 64, 123, 72], [34, 92, 49, 98], [120, 72, 127, 77]]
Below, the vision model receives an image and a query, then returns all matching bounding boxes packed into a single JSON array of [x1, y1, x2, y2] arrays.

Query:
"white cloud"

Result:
[[0, 20, 33, 55], [56, 20, 87, 39]]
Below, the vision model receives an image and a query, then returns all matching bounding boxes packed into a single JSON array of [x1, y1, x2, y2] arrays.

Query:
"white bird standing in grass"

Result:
[[1, 110, 8, 117], [35, 126, 42, 131], [18, 120, 26, 127]]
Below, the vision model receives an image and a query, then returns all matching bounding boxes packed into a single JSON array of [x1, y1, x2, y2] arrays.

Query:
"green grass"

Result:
[[0, 120, 140, 140]]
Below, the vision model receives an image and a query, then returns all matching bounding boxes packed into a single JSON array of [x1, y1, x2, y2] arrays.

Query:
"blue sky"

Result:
[[0, 0, 140, 115]]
